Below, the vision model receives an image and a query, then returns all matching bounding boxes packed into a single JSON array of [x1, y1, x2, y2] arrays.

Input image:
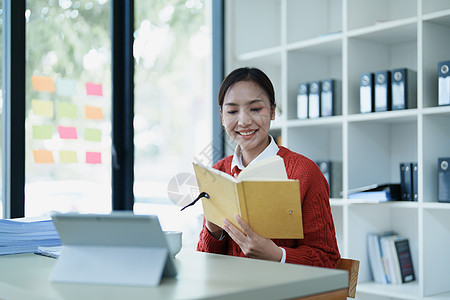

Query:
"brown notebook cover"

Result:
[[193, 161, 303, 239]]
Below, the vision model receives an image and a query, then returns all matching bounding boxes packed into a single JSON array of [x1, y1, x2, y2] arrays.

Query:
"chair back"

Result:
[[336, 258, 360, 298]]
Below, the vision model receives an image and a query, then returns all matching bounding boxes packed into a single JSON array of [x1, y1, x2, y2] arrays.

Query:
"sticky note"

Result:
[[86, 152, 101, 164], [31, 76, 56, 92], [56, 78, 77, 97], [33, 149, 55, 164], [85, 82, 103, 96], [32, 99, 54, 117], [59, 150, 78, 163], [58, 126, 78, 139], [84, 106, 104, 120], [84, 128, 102, 142], [57, 102, 77, 119], [32, 125, 53, 139]]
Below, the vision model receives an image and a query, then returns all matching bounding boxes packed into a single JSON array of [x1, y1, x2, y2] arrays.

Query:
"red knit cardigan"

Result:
[[196, 146, 341, 268]]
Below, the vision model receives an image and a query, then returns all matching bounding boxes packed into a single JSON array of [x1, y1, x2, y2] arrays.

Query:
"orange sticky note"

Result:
[[85, 82, 103, 96], [33, 150, 55, 164], [31, 76, 56, 92], [58, 126, 78, 139], [86, 152, 101, 164], [84, 106, 104, 120]]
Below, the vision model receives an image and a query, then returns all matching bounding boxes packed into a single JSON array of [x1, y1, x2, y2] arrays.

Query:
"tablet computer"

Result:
[[51, 212, 177, 286]]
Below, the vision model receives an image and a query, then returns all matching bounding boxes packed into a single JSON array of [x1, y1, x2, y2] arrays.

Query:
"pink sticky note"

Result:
[[86, 152, 101, 164], [85, 82, 103, 96], [57, 126, 78, 139]]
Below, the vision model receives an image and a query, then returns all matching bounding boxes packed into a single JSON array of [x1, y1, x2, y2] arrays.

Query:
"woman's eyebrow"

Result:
[[223, 99, 264, 106]]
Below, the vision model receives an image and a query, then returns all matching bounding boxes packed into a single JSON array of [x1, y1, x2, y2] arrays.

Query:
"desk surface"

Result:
[[0, 250, 347, 300]]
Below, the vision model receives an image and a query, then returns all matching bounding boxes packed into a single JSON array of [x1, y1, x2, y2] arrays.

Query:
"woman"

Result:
[[197, 67, 340, 267]]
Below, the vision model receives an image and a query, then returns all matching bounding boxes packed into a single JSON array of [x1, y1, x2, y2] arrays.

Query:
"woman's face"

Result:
[[221, 80, 275, 158]]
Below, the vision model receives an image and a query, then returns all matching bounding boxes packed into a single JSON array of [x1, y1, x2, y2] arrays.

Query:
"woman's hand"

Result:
[[205, 219, 224, 240], [223, 215, 283, 262]]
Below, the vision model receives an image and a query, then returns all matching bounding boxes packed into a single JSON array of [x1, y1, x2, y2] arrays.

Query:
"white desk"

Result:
[[0, 250, 348, 300]]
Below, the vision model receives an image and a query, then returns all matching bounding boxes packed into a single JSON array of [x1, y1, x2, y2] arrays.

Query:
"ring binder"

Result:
[[360, 72, 374, 113]]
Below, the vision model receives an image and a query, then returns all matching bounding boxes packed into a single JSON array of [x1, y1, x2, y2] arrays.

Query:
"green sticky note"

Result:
[[84, 128, 102, 141], [57, 102, 77, 119], [59, 150, 78, 163], [32, 125, 53, 139]]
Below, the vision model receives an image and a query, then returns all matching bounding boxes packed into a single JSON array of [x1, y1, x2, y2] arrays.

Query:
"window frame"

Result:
[[1, 0, 224, 218]]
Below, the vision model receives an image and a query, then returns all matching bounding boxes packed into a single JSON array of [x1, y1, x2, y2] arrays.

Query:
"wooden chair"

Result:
[[336, 258, 360, 298]]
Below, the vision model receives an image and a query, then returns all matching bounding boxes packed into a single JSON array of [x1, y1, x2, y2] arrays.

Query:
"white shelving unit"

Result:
[[225, 1, 450, 299]]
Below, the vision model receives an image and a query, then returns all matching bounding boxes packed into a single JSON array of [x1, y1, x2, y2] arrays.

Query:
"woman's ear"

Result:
[[219, 106, 224, 126], [271, 103, 277, 120]]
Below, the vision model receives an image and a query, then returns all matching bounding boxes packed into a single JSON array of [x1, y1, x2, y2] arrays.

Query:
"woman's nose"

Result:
[[238, 111, 252, 125]]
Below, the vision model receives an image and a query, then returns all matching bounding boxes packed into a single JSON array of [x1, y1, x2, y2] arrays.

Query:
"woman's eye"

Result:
[[226, 110, 237, 115], [250, 107, 262, 112]]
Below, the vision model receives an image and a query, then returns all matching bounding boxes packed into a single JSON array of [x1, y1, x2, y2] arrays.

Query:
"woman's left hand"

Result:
[[223, 215, 283, 262]]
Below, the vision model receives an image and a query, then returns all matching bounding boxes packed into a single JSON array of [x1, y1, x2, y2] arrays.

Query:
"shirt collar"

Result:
[[231, 135, 279, 173]]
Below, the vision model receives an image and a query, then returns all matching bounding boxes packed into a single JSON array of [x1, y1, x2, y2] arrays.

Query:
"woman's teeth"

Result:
[[239, 130, 256, 136]]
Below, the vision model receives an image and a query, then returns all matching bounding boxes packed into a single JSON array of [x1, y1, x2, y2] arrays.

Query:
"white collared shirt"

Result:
[[229, 135, 287, 263], [230, 135, 280, 174]]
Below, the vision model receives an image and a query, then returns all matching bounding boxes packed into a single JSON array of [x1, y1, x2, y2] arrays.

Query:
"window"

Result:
[[1, 0, 221, 225], [24, 0, 112, 216], [0, 0, 3, 217], [133, 0, 212, 249]]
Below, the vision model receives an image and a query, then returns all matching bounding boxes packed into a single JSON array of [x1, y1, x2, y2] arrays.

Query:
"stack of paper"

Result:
[[0, 218, 61, 255]]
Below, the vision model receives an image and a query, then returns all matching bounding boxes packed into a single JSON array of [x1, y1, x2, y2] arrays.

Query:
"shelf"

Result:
[[226, 1, 450, 298], [286, 116, 343, 128], [422, 202, 450, 210], [347, 17, 417, 43], [358, 281, 420, 300], [347, 110, 418, 123]]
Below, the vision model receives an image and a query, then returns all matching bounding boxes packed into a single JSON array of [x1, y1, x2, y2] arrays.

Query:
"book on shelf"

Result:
[[347, 183, 401, 202], [367, 231, 415, 284], [192, 155, 303, 239], [395, 238, 415, 283], [367, 231, 396, 284]]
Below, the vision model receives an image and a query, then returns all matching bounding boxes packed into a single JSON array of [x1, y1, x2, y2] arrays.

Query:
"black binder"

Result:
[[308, 81, 321, 118], [411, 162, 418, 201], [374, 70, 391, 112], [315, 160, 342, 199], [391, 68, 417, 110], [360, 72, 374, 113], [297, 82, 309, 119], [438, 158, 450, 203], [438, 61, 450, 106], [400, 162, 412, 201]]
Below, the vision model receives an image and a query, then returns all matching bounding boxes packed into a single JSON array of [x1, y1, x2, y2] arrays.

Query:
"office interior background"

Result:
[[1, 0, 450, 299]]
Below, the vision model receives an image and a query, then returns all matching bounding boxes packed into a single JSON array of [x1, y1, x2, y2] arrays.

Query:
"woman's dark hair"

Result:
[[218, 67, 275, 110]]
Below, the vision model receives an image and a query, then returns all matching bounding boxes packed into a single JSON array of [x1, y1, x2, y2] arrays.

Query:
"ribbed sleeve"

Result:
[[196, 146, 340, 268]]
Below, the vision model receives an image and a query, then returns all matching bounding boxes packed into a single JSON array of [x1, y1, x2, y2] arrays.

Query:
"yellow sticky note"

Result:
[[57, 102, 77, 119], [32, 99, 54, 118], [32, 125, 53, 139], [32, 150, 55, 164], [84, 106, 104, 120], [59, 150, 78, 163], [84, 128, 102, 142], [32, 76, 56, 92]]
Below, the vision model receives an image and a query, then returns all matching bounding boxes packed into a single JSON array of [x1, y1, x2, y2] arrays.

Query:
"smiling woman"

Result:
[[197, 67, 341, 267]]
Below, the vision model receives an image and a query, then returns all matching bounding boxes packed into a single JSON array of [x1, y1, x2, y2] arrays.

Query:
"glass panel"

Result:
[[0, 0, 3, 218], [25, 0, 111, 217], [134, 0, 212, 250]]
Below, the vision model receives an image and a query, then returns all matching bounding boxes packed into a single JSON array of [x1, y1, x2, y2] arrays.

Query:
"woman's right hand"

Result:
[[205, 220, 224, 239]]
